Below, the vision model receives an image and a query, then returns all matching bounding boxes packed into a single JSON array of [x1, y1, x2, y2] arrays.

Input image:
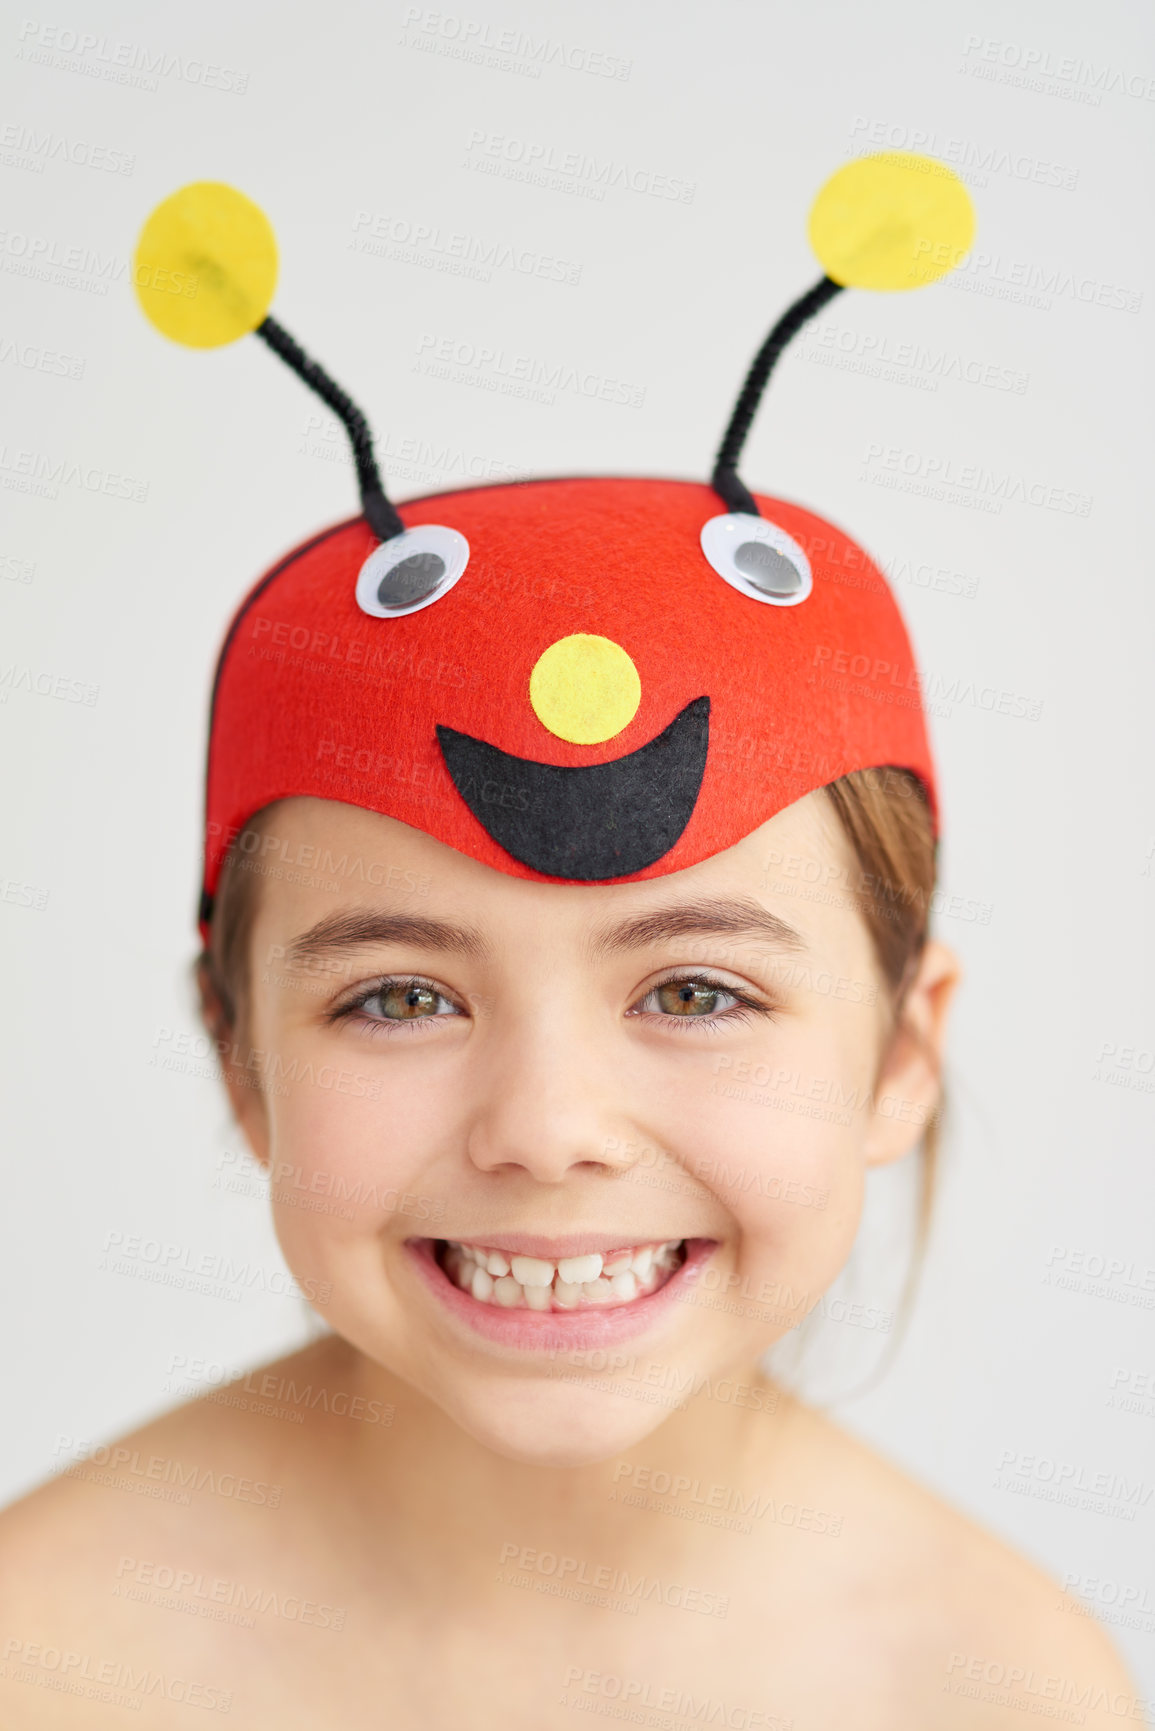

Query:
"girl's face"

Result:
[[227, 793, 955, 1467]]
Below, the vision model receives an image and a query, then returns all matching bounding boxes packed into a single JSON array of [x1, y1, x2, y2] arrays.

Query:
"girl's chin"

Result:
[[432, 1380, 675, 1468]]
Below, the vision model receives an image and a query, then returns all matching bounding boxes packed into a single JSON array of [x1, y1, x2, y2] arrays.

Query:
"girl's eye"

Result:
[[350, 979, 461, 1025], [653, 979, 731, 1017], [633, 974, 768, 1025]]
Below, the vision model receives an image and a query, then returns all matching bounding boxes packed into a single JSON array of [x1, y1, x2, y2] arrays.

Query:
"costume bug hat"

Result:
[[132, 155, 975, 935]]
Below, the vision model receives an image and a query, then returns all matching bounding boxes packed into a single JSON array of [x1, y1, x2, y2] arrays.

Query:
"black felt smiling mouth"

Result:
[[436, 696, 710, 880]]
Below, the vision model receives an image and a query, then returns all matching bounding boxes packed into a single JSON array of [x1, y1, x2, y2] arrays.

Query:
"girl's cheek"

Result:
[[262, 1067, 456, 1269], [667, 1030, 877, 1315]]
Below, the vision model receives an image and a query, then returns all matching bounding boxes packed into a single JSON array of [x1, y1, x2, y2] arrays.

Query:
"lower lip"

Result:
[[404, 1237, 718, 1353]]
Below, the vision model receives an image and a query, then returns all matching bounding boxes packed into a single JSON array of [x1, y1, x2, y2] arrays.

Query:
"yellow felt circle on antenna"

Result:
[[808, 153, 975, 292], [133, 182, 278, 347], [529, 635, 641, 745]]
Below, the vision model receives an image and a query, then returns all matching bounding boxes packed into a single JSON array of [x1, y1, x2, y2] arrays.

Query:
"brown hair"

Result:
[[822, 765, 941, 1252], [198, 768, 940, 1217]]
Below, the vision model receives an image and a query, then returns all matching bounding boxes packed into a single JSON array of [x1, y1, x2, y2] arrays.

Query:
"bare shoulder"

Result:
[[771, 1400, 1142, 1724], [0, 1337, 359, 1725]]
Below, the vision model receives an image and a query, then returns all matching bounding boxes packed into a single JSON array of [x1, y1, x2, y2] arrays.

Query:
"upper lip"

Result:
[[422, 1232, 702, 1258]]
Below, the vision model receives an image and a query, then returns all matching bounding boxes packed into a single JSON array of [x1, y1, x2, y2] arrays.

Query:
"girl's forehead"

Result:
[[256, 788, 861, 965]]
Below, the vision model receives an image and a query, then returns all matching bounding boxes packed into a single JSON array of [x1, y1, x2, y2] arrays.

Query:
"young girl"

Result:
[[0, 165, 1139, 1725]]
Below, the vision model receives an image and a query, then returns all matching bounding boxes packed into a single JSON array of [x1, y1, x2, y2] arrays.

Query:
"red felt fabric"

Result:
[[203, 477, 935, 926]]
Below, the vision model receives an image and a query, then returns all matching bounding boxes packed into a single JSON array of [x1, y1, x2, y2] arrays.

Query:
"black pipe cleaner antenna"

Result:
[[711, 276, 845, 516], [256, 315, 405, 543]]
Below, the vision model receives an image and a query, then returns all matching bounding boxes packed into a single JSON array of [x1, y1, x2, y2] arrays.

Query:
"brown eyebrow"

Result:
[[286, 896, 804, 971], [585, 897, 807, 961], [286, 910, 491, 967]]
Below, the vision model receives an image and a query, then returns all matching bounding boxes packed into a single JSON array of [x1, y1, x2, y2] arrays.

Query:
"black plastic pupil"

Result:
[[377, 550, 447, 610], [733, 540, 801, 596]]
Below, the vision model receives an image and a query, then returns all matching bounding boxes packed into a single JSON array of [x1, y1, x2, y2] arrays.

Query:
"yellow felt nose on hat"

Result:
[[529, 635, 642, 745]]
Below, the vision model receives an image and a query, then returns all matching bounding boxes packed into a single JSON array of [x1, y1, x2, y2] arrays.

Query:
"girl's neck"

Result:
[[302, 1335, 797, 1582]]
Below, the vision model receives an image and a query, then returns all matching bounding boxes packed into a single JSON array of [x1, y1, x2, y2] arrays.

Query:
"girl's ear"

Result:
[[863, 939, 960, 1168], [195, 958, 271, 1167]]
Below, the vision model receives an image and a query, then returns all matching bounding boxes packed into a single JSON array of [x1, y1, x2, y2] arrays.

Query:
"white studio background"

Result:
[[2, 0, 1153, 1685]]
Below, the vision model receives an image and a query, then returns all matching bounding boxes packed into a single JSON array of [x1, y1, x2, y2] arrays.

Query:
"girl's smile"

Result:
[[405, 1234, 717, 1351]]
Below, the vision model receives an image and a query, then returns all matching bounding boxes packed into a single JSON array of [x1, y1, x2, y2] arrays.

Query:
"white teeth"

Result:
[[509, 1255, 555, 1287], [558, 1253, 603, 1285], [440, 1239, 687, 1311]]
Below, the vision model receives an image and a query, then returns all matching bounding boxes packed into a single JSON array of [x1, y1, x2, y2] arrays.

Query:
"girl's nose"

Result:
[[464, 1025, 638, 1184]]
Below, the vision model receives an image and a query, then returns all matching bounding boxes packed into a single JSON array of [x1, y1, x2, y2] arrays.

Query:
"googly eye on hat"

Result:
[[130, 157, 977, 931], [355, 527, 471, 619], [699, 516, 812, 606]]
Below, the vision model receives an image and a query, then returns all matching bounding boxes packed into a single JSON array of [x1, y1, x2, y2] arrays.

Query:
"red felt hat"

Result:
[[130, 159, 977, 936]]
